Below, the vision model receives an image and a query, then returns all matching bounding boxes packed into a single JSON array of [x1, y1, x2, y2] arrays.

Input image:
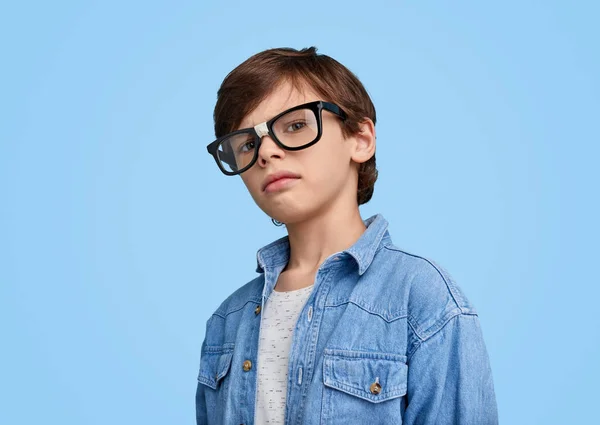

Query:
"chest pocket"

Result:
[[197, 343, 234, 390], [322, 348, 408, 424]]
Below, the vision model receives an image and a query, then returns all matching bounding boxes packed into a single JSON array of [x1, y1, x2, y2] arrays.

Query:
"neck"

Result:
[[283, 205, 367, 274]]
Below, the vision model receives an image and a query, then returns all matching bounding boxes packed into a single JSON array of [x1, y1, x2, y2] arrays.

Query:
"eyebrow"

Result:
[[237, 99, 316, 131]]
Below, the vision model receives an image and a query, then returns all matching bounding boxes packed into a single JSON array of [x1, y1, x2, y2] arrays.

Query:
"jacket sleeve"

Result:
[[195, 378, 207, 425], [195, 320, 210, 425], [403, 313, 499, 425]]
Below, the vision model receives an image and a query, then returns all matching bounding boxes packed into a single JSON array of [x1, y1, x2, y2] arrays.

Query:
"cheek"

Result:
[[240, 174, 261, 195], [310, 140, 351, 177]]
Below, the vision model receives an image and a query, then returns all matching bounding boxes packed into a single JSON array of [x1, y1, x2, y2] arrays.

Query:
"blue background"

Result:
[[1, 1, 598, 423]]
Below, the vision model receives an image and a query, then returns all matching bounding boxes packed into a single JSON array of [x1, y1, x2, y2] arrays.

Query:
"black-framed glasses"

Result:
[[206, 100, 347, 175]]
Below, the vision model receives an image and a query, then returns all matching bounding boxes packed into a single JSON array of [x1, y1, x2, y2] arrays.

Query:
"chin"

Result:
[[263, 203, 325, 226], [253, 186, 331, 224]]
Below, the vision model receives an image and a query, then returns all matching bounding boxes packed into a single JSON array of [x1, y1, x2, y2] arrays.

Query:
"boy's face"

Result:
[[237, 80, 366, 224]]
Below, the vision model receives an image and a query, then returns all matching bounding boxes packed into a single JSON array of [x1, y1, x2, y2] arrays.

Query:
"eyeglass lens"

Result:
[[216, 107, 319, 173]]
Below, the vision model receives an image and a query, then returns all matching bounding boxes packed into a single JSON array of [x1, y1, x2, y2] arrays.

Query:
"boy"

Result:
[[197, 46, 499, 424]]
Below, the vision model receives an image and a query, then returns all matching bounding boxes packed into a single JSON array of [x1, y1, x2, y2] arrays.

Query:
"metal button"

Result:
[[255, 305, 261, 315], [243, 360, 252, 371], [370, 381, 382, 395]]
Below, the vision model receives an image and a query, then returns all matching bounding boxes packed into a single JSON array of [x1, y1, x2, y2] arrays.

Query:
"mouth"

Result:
[[262, 174, 301, 193], [262, 170, 300, 192]]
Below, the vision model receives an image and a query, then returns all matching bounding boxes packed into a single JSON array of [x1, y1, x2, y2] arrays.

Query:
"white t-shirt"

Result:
[[254, 284, 315, 424]]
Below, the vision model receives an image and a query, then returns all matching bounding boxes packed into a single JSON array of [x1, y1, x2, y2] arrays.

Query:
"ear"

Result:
[[350, 118, 376, 165]]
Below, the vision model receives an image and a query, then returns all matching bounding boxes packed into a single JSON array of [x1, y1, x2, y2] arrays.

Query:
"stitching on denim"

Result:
[[324, 299, 407, 323], [213, 298, 261, 318], [382, 244, 466, 313], [324, 380, 407, 402], [407, 313, 477, 363], [202, 342, 235, 353], [324, 348, 407, 362]]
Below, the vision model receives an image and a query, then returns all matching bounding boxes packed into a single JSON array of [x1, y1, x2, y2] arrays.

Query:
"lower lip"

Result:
[[264, 177, 300, 193]]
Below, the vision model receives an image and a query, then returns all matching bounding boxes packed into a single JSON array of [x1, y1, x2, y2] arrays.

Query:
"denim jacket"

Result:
[[195, 214, 499, 424]]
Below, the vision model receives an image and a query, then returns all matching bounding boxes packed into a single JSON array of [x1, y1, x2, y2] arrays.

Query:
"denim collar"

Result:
[[255, 213, 390, 276]]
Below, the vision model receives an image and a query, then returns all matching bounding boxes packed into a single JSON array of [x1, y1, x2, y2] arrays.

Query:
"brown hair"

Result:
[[213, 46, 378, 205]]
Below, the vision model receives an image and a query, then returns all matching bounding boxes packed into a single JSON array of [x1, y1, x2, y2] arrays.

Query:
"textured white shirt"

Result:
[[254, 284, 315, 424]]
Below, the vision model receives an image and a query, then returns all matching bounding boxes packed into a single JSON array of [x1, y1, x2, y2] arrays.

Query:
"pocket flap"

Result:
[[323, 348, 408, 403], [197, 343, 234, 390]]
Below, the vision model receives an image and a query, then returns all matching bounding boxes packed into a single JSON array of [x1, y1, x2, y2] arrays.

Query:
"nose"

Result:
[[257, 134, 285, 167]]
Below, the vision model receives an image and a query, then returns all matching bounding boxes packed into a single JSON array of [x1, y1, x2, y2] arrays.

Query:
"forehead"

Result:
[[238, 80, 322, 129]]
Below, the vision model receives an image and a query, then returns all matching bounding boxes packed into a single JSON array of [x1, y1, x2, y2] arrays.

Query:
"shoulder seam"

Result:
[[407, 312, 479, 362], [382, 244, 467, 313]]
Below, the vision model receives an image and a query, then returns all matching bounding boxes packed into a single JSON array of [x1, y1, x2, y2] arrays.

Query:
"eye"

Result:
[[286, 121, 307, 132], [238, 139, 255, 153]]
